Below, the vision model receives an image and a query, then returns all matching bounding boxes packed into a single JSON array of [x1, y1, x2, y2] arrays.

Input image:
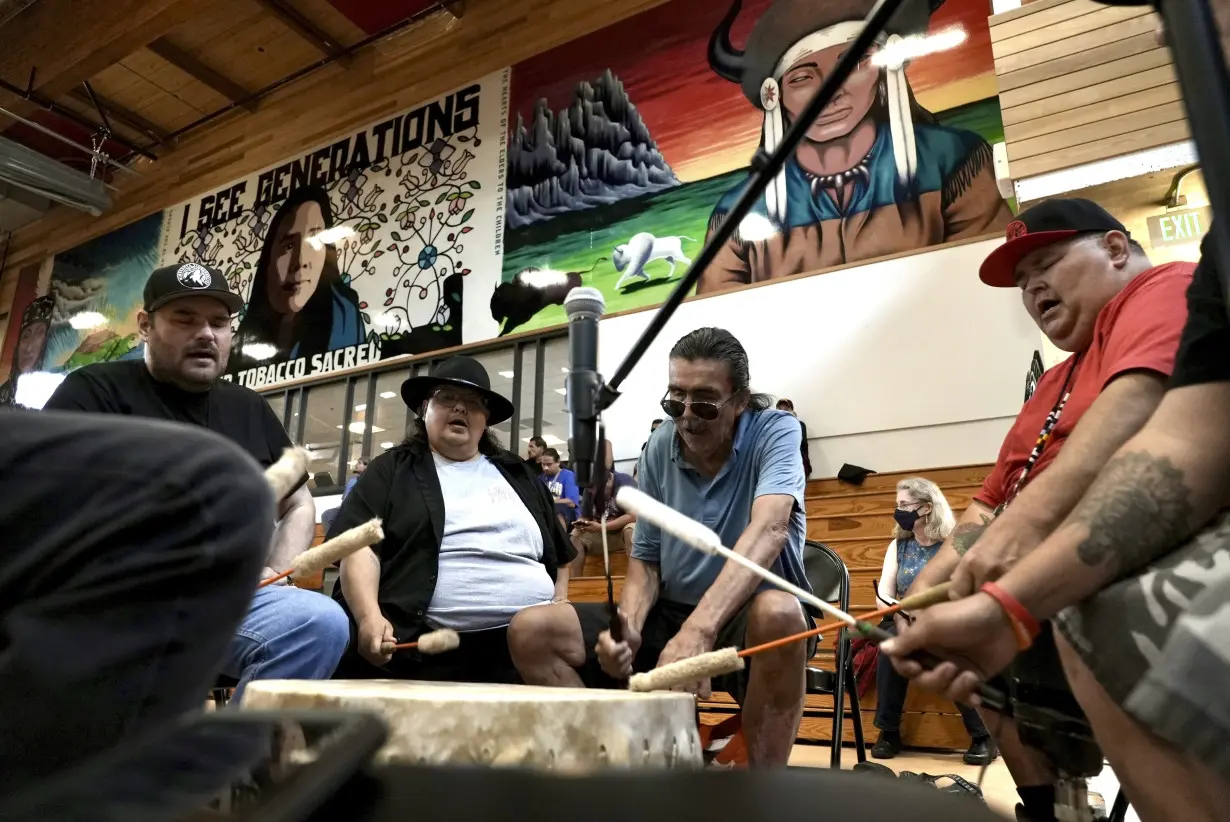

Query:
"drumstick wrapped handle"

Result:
[[259, 518, 384, 588], [381, 628, 461, 655], [628, 647, 744, 692], [896, 581, 952, 612]]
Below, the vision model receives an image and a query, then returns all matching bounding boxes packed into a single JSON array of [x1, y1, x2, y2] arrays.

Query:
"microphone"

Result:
[[564, 287, 605, 489]]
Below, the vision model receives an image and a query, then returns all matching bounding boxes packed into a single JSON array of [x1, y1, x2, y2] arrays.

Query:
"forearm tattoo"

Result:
[[1070, 451, 1194, 577], [952, 514, 992, 556]]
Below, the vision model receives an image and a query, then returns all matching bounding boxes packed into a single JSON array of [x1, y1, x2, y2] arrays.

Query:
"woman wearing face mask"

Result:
[[871, 477, 994, 765], [328, 356, 576, 684], [233, 185, 365, 370]]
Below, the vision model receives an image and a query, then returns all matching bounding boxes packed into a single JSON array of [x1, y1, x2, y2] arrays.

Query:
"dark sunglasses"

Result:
[[659, 394, 734, 422]]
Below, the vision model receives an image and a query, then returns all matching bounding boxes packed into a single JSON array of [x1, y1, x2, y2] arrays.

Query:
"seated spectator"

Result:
[[871, 478, 993, 765], [571, 470, 637, 576], [329, 356, 575, 684], [322, 457, 368, 530], [775, 398, 811, 477], [539, 447, 581, 532], [525, 436, 546, 476]]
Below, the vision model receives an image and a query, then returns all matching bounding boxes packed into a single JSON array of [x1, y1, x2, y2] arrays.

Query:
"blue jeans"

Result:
[[220, 584, 350, 701]]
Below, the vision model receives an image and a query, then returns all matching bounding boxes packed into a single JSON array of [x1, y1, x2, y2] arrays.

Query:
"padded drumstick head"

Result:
[[615, 488, 723, 556], [266, 447, 308, 502], [628, 647, 744, 692], [289, 518, 384, 577], [416, 628, 460, 655]]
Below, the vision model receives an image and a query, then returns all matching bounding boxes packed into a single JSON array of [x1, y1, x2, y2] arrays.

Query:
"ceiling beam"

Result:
[[253, 0, 353, 65], [147, 38, 259, 113], [0, 0, 204, 115], [67, 87, 173, 147]]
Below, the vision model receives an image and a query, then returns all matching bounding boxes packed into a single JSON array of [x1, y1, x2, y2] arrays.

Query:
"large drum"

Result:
[[241, 680, 703, 772]]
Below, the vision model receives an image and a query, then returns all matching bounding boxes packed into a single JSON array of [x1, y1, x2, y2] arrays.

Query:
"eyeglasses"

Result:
[[894, 501, 927, 512], [432, 388, 488, 413], [659, 393, 735, 421]]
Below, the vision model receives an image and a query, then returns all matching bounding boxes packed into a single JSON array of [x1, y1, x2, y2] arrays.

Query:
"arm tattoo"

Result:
[[1070, 451, 1194, 577], [952, 515, 992, 556]]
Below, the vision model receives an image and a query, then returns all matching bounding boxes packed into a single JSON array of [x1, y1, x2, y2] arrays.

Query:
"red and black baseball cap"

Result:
[[979, 198, 1130, 288], [143, 262, 244, 314]]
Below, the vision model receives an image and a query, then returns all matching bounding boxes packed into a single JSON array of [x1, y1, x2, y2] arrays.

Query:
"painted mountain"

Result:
[[506, 69, 680, 228]]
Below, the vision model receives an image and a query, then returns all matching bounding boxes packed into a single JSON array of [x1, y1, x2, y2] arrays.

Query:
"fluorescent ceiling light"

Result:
[[244, 342, 278, 361], [69, 311, 106, 330], [354, 403, 367, 412], [517, 268, 569, 289], [498, 370, 514, 378], [521, 433, 566, 446], [337, 423, 386, 433], [379, 441, 395, 449], [554, 387, 567, 395], [561, 367, 569, 373], [1015, 141, 1198, 203], [380, 391, 397, 399], [307, 225, 356, 250]]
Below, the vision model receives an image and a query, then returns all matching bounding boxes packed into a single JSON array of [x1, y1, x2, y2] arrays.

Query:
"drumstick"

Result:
[[737, 582, 954, 659], [615, 488, 861, 628], [380, 628, 461, 655], [259, 518, 384, 587], [615, 488, 1006, 707], [629, 647, 744, 692], [265, 447, 309, 503]]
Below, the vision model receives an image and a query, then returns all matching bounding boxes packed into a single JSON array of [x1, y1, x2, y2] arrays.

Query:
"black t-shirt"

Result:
[[44, 360, 291, 467], [1170, 233, 1230, 389]]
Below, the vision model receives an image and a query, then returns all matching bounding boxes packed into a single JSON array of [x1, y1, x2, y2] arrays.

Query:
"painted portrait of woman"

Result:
[[233, 184, 366, 369], [0, 296, 53, 408], [699, 0, 1013, 292]]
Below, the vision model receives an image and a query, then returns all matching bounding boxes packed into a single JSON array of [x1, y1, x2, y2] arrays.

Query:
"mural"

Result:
[[159, 70, 509, 389], [496, 0, 1013, 334]]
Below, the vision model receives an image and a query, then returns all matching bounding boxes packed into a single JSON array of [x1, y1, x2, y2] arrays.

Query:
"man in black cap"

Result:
[[44, 262, 350, 702], [887, 199, 1199, 821]]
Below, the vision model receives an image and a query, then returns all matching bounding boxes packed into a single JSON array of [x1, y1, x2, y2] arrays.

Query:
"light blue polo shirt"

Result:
[[632, 409, 811, 606]]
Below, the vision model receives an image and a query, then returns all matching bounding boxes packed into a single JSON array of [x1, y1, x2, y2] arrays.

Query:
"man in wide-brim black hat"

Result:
[[699, 0, 1012, 292], [327, 355, 577, 684]]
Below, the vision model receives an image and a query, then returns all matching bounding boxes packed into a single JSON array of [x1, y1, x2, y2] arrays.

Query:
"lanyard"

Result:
[[995, 354, 1081, 515]]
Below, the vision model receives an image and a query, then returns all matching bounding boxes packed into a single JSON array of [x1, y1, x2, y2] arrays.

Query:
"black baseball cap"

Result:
[[979, 198, 1130, 288], [144, 262, 244, 314]]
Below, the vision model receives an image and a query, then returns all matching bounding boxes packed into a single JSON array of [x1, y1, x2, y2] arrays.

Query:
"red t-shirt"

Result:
[[975, 262, 1196, 509]]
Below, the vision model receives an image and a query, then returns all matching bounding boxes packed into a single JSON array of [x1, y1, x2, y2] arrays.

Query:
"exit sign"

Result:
[[1147, 207, 1212, 248]]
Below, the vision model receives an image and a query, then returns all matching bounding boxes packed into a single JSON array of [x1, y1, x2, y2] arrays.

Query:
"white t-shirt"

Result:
[[425, 451, 555, 631]]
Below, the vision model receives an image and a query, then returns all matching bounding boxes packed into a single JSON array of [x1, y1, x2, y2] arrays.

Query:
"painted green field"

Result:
[[499, 98, 1007, 334]]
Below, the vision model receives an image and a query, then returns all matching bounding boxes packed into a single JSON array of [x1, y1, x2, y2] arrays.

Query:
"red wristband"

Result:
[[980, 581, 1041, 650]]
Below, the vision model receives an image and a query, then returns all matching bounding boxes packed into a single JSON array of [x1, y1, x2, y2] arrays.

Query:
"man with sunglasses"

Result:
[[509, 327, 813, 766]]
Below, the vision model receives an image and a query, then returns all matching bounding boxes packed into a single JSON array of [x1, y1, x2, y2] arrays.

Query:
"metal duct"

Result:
[[0, 134, 111, 215]]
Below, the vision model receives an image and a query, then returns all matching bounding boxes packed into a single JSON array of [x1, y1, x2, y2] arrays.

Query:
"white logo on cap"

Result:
[[177, 263, 212, 289]]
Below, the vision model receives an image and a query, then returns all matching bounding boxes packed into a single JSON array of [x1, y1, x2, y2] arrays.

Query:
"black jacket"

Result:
[[328, 438, 576, 641]]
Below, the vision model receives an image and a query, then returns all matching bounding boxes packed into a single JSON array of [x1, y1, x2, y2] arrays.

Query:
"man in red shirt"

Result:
[[903, 198, 1195, 822]]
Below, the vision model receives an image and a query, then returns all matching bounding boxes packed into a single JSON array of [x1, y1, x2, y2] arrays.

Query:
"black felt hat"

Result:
[[400, 356, 515, 425]]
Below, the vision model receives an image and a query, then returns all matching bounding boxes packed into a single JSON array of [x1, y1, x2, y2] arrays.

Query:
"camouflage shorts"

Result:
[[1054, 511, 1230, 781]]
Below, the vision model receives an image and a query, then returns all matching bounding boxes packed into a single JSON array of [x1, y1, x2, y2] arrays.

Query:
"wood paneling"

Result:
[[805, 464, 993, 498], [990, 0, 1187, 181]]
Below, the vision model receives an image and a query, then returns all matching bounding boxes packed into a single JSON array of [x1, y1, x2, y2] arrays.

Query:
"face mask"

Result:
[[893, 509, 921, 531]]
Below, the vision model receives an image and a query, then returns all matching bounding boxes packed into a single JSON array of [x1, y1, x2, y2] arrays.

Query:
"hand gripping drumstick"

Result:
[[630, 583, 956, 689], [380, 629, 461, 656], [616, 488, 1007, 709], [258, 518, 384, 588]]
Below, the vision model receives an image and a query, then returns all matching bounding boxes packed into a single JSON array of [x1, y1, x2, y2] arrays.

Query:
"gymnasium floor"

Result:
[[788, 746, 1138, 821]]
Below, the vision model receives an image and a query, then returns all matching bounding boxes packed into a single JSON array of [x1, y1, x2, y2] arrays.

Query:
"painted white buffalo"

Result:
[[612, 233, 694, 290]]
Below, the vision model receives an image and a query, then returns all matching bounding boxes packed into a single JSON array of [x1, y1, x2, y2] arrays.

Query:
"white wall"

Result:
[[596, 238, 1041, 477]]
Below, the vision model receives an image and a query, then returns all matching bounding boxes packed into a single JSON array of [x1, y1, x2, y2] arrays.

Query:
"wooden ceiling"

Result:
[[0, 0, 666, 271]]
